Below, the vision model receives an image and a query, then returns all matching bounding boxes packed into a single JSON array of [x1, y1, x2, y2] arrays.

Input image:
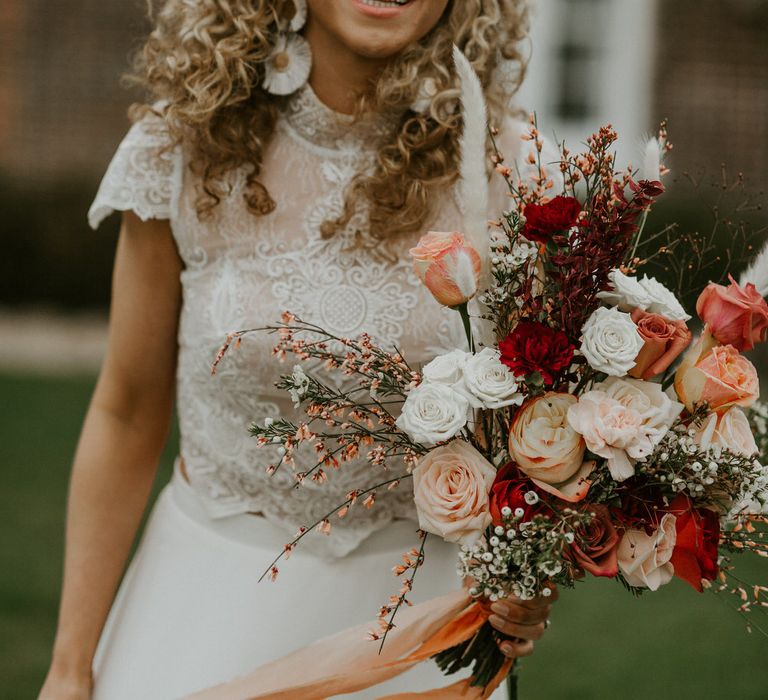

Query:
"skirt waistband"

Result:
[[169, 457, 293, 552], [168, 457, 425, 558]]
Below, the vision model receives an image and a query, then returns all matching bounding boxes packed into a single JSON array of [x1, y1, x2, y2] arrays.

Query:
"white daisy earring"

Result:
[[289, 0, 307, 32], [263, 0, 311, 96]]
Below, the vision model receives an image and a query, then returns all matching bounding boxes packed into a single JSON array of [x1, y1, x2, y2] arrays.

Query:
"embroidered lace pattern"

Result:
[[88, 85, 538, 558]]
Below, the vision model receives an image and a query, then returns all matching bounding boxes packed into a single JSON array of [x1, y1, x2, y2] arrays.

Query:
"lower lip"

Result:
[[351, 0, 415, 19]]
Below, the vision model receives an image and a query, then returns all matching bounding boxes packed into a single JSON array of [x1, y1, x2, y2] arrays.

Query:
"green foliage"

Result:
[[1, 369, 767, 699], [0, 372, 177, 698]]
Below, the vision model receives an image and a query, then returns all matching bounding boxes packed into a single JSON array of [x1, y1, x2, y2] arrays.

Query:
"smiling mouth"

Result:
[[359, 0, 414, 7]]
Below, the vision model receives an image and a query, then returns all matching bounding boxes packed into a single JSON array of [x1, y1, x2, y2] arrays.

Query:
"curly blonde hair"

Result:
[[131, 0, 530, 238]]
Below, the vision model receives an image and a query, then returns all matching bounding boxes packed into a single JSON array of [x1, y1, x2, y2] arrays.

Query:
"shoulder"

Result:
[[88, 103, 184, 230]]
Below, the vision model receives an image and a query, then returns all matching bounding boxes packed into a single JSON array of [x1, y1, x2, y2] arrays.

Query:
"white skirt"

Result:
[[92, 463, 507, 699]]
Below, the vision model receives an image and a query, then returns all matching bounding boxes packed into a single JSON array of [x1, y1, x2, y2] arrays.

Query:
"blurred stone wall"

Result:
[[654, 0, 768, 183], [0, 0, 148, 184]]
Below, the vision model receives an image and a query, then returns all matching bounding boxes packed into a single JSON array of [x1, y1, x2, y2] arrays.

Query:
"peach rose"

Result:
[[617, 513, 677, 591], [629, 308, 692, 380], [409, 231, 481, 308], [508, 393, 592, 501], [693, 407, 759, 458], [696, 276, 768, 351], [675, 334, 759, 413], [412, 440, 496, 545]]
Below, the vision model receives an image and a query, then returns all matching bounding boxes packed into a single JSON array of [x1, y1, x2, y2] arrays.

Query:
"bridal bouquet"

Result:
[[211, 114, 768, 698]]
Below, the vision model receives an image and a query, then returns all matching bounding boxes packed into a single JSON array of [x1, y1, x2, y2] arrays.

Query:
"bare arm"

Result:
[[40, 212, 182, 698]]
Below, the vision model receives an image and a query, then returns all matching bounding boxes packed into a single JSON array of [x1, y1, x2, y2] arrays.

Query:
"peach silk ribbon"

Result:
[[184, 589, 512, 700]]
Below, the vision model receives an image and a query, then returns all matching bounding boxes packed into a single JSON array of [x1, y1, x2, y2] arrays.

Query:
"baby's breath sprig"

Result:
[[458, 508, 591, 604], [636, 424, 768, 517]]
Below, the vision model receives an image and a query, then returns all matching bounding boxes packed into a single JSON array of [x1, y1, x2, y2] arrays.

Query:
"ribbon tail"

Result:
[[184, 590, 473, 700]]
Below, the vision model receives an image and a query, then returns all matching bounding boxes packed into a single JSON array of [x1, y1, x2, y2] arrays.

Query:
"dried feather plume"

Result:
[[740, 238, 768, 298], [453, 45, 489, 271]]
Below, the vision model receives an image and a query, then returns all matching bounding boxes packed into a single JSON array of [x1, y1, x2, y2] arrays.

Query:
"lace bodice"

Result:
[[89, 86, 537, 558]]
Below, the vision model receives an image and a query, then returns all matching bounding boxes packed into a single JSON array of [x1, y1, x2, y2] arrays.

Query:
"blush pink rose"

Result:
[[412, 440, 496, 545], [617, 513, 677, 591], [508, 393, 593, 502], [567, 377, 682, 482], [629, 308, 692, 380], [409, 231, 481, 308], [696, 276, 768, 351], [693, 407, 759, 458], [675, 335, 759, 413]]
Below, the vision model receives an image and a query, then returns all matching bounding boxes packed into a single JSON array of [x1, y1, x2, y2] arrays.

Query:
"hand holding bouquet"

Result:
[[211, 111, 768, 700]]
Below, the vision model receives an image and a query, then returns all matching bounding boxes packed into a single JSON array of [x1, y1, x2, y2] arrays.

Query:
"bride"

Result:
[[39, 1, 557, 698]]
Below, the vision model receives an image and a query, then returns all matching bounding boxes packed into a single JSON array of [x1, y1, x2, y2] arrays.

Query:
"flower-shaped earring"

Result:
[[263, 0, 311, 96]]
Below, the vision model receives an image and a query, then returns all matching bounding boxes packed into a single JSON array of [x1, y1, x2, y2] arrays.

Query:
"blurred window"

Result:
[[553, 0, 608, 121]]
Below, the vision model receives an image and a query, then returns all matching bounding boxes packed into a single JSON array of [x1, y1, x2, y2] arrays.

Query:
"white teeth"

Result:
[[361, 0, 412, 7]]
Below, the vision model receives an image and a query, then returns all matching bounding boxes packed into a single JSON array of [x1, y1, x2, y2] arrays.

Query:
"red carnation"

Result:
[[521, 196, 582, 244], [667, 495, 720, 592], [565, 505, 620, 578], [499, 321, 575, 385], [489, 463, 547, 526]]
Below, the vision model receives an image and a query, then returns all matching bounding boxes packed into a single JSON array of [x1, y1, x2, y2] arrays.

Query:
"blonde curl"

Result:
[[130, 0, 530, 236]]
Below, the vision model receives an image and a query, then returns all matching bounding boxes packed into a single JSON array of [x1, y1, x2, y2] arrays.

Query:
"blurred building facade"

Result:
[[520, 0, 768, 181], [0, 0, 148, 183], [1, 0, 767, 183]]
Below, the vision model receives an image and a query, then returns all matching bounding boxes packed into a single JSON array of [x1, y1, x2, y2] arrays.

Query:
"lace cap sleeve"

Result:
[[88, 109, 183, 230]]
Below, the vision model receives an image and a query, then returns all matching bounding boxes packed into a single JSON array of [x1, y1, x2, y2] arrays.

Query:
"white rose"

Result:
[[617, 513, 677, 590], [567, 377, 682, 481], [580, 307, 644, 376], [596, 269, 653, 312], [422, 349, 469, 385], [458, 347, 524, 409], [639, 275, 691, 321], [396, 382, 469, 446]]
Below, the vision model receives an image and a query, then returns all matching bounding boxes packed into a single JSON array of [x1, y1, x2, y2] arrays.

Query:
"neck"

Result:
[[304, 19, 387, 114]]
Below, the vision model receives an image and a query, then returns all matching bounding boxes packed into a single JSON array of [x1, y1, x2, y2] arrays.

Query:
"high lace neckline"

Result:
[[281, 82, 396, 152]]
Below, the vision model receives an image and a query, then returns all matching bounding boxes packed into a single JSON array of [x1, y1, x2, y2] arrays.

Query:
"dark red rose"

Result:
[[489, 462, 546, 526], [499, 321, 575, 385], [565, 505, 620, 578], [521, 196, 582, 244], [611, 490, 667, 535], [667, 495, 720, 592]]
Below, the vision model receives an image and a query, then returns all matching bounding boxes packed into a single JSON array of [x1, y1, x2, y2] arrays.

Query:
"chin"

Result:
[[307, 0, 450, 61]]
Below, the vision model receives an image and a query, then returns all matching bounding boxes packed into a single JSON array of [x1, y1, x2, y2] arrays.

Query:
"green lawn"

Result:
[[1, 371, 766, 699]]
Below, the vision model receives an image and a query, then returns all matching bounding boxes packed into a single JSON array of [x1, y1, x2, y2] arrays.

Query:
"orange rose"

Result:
[[629, 308, 692, 380], [674, 333, 759, 413], [696, 276, 768, 351], [409, 231, 481, 308]]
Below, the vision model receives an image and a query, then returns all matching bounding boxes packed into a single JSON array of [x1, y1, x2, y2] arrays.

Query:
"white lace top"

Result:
[[89, 85, 535, 558]]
